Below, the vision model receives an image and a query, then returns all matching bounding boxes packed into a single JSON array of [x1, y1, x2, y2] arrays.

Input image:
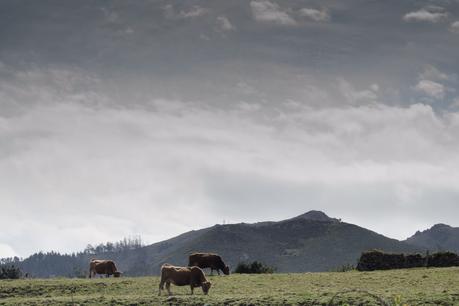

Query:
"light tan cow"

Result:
[[158, 264, 211, 296]]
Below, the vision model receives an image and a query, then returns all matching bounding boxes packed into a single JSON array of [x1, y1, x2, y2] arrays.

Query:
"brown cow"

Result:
[[89, 259, 121, 278], [188, 252, 230, 275], [158, 264, 211, 296]]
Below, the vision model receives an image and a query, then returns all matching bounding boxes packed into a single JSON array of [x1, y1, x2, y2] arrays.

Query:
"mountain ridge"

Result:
[[3, 210, 458, 277], [405, 223, 459, 253]]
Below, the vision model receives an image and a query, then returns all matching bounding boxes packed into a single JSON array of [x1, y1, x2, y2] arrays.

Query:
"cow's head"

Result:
[[201, 281, 212, 295], [114, 271, 122, 278], [223, 265, 230, 275]]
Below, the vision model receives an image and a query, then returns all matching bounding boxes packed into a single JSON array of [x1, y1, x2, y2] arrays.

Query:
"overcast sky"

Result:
[[1, 0, 459, 258]]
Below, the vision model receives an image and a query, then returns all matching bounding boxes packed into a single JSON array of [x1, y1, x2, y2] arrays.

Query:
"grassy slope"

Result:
[[0, 267, 458, 305], [141, 220, 420, 274]]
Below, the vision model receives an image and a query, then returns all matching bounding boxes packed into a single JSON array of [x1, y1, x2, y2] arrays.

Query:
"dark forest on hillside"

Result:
[[0, 237, 143, 278]]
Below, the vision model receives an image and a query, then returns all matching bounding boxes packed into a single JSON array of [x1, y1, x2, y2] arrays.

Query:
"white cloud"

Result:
[[178, 6, 209, 19], [298, 8, 330, 22], [338, 79, 379, 105], [450, 21, 459, 33], [163, 4, 209, 20], [250, 0, 297, 26], [415, 80, 445, 99], [414, 65, 453, 101], [216, 16, 235, 31], [403, 7, 447, 23]]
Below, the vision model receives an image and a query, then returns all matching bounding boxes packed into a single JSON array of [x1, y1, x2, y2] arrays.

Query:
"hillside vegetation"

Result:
[[5, 211, 429, 277], [1, 267, 458, 305]]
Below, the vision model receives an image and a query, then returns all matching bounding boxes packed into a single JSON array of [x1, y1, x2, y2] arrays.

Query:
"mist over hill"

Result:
[[4, 211, 446, 277]]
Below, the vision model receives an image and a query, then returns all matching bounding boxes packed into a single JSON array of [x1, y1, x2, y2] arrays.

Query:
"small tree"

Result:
[[234, 261, 275, 274], [0, 265, 22, 279]]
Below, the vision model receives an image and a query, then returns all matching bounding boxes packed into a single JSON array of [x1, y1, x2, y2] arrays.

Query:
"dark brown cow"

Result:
[[158, 264, 211, 296], [188, 253, 230, 275], [89, 259, 121, 278]]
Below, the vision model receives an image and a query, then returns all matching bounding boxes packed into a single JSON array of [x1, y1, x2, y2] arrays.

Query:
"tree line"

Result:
[[0, 236, 144, 278], [83, 236, 143, 255]]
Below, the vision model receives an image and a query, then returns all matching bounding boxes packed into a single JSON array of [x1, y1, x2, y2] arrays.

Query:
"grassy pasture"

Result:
[[0, 267, 458, 305]]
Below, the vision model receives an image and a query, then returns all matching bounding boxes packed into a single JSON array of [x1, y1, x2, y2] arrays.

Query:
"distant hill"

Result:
[[405, 224, 459, 253], [134, 210, 420, 274], [4, 210, 429, 277]]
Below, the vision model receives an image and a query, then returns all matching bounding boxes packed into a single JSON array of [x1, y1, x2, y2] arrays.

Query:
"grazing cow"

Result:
[[89, 259, 121, 278], [158, 264, 211, 296], [188, 252, 230, 275]]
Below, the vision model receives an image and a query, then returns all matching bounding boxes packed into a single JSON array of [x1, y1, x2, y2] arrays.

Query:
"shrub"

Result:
[[234, 261, 275, 274], [357, 250, 405, 271], [357, 250, 459, 271], [428, 251, 459, 267], [0, 265, 22, 279], [405, 254, 425, 268]]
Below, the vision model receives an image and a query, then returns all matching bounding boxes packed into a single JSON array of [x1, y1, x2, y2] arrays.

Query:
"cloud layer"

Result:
[[1, 0, 459, 258], [2, 65, 459, 257]]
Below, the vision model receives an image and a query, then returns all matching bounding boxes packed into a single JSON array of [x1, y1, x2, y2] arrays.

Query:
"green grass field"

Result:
[[1, 267, 458, 305]]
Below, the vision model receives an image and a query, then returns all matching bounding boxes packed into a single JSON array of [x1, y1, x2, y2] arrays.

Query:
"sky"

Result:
[[1, 0, 459, 258]]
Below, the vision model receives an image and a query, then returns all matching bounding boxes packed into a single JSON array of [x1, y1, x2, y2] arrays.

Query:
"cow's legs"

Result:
[[217, 269, 221, 275], [190, 285, 194, 295], [210, 268, 213, 276], [166, 281, 172, 296], [158, 279, 165, 296]]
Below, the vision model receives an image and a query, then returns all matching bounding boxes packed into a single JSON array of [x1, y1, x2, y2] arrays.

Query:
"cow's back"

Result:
[[189, 253, 221, 268], [161, 264, 192, 286], [92, 260, 116, 274], [189, 253, 212, 265]]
